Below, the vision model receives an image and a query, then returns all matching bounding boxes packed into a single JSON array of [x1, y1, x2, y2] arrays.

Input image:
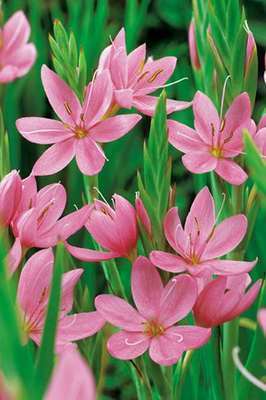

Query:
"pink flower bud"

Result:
[[0, 170, 22, 227], [188, 21, 200, 70], [135, 195, 152, 237], [245, 31, 256, 73]]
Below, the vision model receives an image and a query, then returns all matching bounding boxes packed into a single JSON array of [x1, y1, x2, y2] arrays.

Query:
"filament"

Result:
[[219, 75, 231, 120]]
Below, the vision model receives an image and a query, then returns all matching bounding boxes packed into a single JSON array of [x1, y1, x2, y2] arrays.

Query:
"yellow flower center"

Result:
[[144, 320, 165, 337], [211, 146, 223, 158], [75, 127, 88, 139]]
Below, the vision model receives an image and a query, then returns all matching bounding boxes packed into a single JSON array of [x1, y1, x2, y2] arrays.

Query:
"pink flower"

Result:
[[98, 28, 191, 116], [253, 115, 266, 156], [188, 21, 200, 70], [258, 308, 266, 335], [193, 274, 261, 327], [150, 187, 257, 278], [16, 66, 141, 176], [168, 91, 252, 185], [0, 170, 22, 227], [0, 11, 36, 83], [17, 248, 104, 352], [9, 180, 90, 273], [66, 194, 138, 262], [95, 257, 210, 366], [45, 349, 96, 400], [135, 194, 152, 237]]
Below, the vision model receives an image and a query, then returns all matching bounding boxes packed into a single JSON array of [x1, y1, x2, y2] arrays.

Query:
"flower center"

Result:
[[144, 320, 165, 337], [191, 254, 200, 265], [211, 146, 223, 158], [75, 127, 88, 139]]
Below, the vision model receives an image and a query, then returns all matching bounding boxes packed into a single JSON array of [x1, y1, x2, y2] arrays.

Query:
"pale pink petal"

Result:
[[83, 70, 113, 127], [16, 208, 38, 247], [57, 312, 105, 341], [17, 248, 54, 315], [149, 335, 183, 366], [60, 269, 84, 315], [89, 114, 141, 143], [57, 205, 91, 241], [0, 65, 18, 83], [107, 330, 149, 360], [16, 117, 73, 144], [135, 196, 152, 236], [193, 91, 220, 144], [95, 294, 146, 331], [133, 57, 177, 96], [3, 11, 30, 52], [149, 251, 187, 273], [163, 207, 181, 251], [110, 47, 128, 89], [166, 325, 211, 350], [114, 89, 134, 109], [127, 44, 146, 86], [0, 170, 22, 226], [65, 243, 120, 261], [45, 349, 96, 400], [182, 152, 217, 173], [203, 214, 247, 259], [184, 186, 215, 247], [8, 238, 22, 274], [7, 43, 36, 77], [41, 65, 82, 125], [75, 137, 105, 176], [168, 119, 206, 152], [254, 128, 266, 156], [159, 274, 197, 326], [131, 256, 163, 320], [215, 159, 247, 185], [133, 95, 191, 116], [208, 259, 257, 275], [32, 138, 75, 176], [258, 308, 266, 335], [113, 28, 126, 48], [223, 93, 251, 139], [258, 115, 266, 130]]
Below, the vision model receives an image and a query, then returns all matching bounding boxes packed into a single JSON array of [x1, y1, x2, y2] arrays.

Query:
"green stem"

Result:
[[222, 318, 239, 400]]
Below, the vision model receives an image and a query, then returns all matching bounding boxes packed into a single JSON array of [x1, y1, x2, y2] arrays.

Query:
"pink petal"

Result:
[[233, 280, 261, 317], [163, 207, 181, 251], [41, 65, 81, 124], [95, 294, 146, 331], [32, 138, 75, 176], [223, 93, 251, 139], [133, 57, 177, 96], [110, 47, 128, 89], [149, 251, 187, 273], [45, 349, 96, 400], [0, 170, 22, 226], [113, 28, 126, 48], [65, 243, 120, 262], [131, 256, 163, 320], [184, 186, 215, 248], [168, 119, 206, 152], [258, 308, 266, 335], [258, 115, 266, 130], [57, 205, 91, 241], [75, 137, 105, 176], [193, 91, 220, 144], [114, 89, 134, 109], [215, 159, 247, 185], [16, 117, 73, 144], [133, 95, 191, 116], [254, 128, 266, 156], [3, 11, 30, 52], [57, 312, 105, 341], [166, 325, 211, 350], [107, 330, 149, 360], [6, 43, 36, 77], [209, 259, 257, 275], [16, 208, 38, 247], [35, 183, 67, 234], [149, 335, 183, 366], [127, 44, 146, 86], [203, 214, 247, 259], [0, 65, 18, 83], [7, 238, 22, 274], [135, 195, 152, 236], [82, 70, 113, 127], [159, 274, 197, 326], [182, 152, 217, 173], [90, 114, 141, 143], [188, 21, 201, 69], [60, 269, 84, 315], [17, 248, 54, 316]]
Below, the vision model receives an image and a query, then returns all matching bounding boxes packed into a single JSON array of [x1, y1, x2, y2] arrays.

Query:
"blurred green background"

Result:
[[1, 1, 265, 398]]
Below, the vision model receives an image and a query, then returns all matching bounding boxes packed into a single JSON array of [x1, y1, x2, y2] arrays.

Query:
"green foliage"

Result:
[[244, 131, 266, 196]]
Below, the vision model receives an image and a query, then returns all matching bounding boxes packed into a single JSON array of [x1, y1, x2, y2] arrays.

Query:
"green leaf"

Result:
[[34, 244, 64, 398], [244, 131, 266, 196]]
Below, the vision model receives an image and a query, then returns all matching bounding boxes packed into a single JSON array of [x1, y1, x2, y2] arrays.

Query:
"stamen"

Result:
[[137, 70, 150, 82], [219, 75, 231, 120], [125, 338, 146, 346], [64, 101, 72, 115], [147, 69, 164, 83], [232, 347, 266, 392], [214, 192, 226, 225], [157, 76, 188, 88], [93, 187, 110, 207], [160, 278, 177, 304]]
